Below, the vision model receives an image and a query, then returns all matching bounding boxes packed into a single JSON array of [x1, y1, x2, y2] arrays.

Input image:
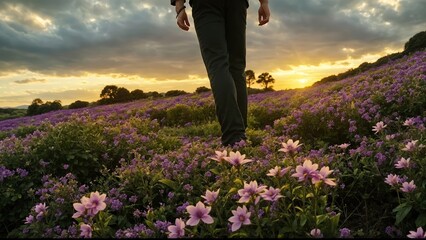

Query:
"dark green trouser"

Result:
[[191, 0, 248, 146]]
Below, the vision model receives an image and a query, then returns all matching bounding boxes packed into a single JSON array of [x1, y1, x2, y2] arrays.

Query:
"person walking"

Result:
[[171, 0, 270, 146]]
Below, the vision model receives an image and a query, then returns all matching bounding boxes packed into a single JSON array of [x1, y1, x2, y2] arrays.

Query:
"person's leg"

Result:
[[192, 0, 246, 146], [225, 0, 248, 130]]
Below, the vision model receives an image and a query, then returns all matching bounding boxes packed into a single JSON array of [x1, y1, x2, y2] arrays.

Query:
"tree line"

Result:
[[25, 70, 275, 116]]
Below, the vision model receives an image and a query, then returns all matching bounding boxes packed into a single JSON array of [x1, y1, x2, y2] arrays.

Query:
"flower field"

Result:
[[0, 50, 425, 238]]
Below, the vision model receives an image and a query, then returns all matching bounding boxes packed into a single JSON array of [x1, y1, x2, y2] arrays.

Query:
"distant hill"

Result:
[[313, 30, 426, 86]]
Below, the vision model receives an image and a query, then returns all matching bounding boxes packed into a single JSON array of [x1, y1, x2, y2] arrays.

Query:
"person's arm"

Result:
[[258, 0, 270, 26], [175, 0, 190, 31]]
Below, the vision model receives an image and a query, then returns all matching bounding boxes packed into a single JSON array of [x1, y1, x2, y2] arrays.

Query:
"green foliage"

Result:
[[248, 105, 288, 129], [68, 100, 89, 109], [31, 119, 109, 182], [27, 99, 63, 116], [404, 31, 426, 54], [0, 108, 26, 121], [165, 90, 188, 97], [195, 86, 211, 94]]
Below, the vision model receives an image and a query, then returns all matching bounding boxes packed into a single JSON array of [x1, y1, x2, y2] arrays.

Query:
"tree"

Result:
[[165, 90, 188, 97], [404, 31, 426, 54], [245, 70, 256, 88], [256, 72, 275, 90], [195, 86, 211, 94], [146, 91, 162, 99], [115, 87, 130, 103], [100, 85, 118, 102], [69, 100, 89, 109], [27, 98, 43, 116], [130, 89, 147, 100]]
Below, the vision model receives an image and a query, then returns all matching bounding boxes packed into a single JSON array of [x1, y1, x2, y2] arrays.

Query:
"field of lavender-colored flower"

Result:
[[1, 50, 425, 238]]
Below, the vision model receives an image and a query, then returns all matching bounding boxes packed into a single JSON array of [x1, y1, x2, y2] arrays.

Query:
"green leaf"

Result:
[[316, 214, 328, 225], [415, 213, 426, 226], [393, 203, 412, 225], [158, 179, 178, 190], [300, 214, 307, 227], [233, 178, 243, 185]]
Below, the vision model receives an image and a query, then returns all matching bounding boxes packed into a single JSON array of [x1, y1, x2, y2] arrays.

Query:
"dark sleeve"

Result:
[[171, 0, 186, 6]]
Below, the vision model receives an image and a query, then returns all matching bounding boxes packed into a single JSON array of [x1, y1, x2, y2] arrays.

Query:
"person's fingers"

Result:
[[177, 13, 190, 31], [258, 6, 270, 26]]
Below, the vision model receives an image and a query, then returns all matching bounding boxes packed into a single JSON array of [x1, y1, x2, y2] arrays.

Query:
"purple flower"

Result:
[[339, 228, 351, 238]]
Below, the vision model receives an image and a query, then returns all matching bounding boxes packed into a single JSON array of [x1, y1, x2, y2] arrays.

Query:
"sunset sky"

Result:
[[0, 0, 425, 107]]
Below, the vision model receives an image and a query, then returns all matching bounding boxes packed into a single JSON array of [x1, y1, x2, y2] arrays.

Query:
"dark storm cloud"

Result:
[[0, 0, 424, 78]]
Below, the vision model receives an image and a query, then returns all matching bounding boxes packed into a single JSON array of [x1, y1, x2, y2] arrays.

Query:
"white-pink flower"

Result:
[[403, 118, 415, 127], [384, 174, 401, 186], [186, 201, 214, 226], [402, 140, 418, 152], [72, 202, 87, 219], [338, 143, 350, 149], [34, 203, 48, 218], [260, 187, 283, 202], [210, 150, 227, 163], [407, 227, 426, 238], [24, 215, 34, 224], [372, 121, 387, 134], [312, 166, 336, 186], [201, 189, 220, 205], [394, 157, 411, 169], [228, 205, 251, 232], [224, 151, 253, 166], [80, 224, 92, 238], [266, 166, 291, 177], [279, 139, 302, 154], [85, 191, 107, 215], [167, 218, 185, 238], [310, 228, 323, 238], [237, 180, 267, 204], [291, 159, 318, 182], [400, 180, 416, 193]]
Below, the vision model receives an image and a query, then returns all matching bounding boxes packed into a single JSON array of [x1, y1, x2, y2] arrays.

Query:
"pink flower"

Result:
[[72, 202, 87, 219], [80, 224, 92, 238], [372, 121, 387, 134], [266, 166, 291, 177], [210, 150, 227, 163], [402, 140, 418, 151], [201, 189, 220, 205], [186, 201, 214, 226], [35, 203, 48, 218], [237, 180, 267, 204], [85, 191, 107, 215], [167, 218, 185, 238], [228, 205, 251, 232], [224, 151, 253, 166], [384, 174, 401, 186], [400, 180, 416, 193], [403, 118, 415, 126], [260, 187, 283, 202], [24, 215, 34, 224], [312, 166, 336, 186], [291, 159, 318, 182], [338, 143, 350, 149], [394, 157, 411, 169], [310, 228, 323, 238], [279, 139, 302, 154], [407, 227, 426, 238], [386, 134, 396, 140]]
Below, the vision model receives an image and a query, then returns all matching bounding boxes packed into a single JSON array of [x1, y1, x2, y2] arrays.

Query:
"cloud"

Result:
[[14, 78, 46, 84], [0, 0, 424, 89]]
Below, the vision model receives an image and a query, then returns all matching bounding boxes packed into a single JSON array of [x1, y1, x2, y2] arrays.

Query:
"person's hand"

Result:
[[176, 1, 190, 31], [258, 1, 270, 26]]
